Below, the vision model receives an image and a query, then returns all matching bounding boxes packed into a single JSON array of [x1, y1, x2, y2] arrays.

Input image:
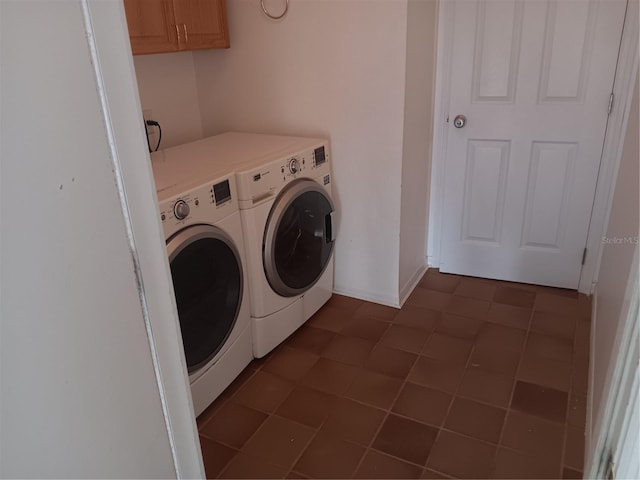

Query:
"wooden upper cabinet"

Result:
[[123, 0, 229, 55], [173, 0, 229, 50], [123, 0, 177, 54]]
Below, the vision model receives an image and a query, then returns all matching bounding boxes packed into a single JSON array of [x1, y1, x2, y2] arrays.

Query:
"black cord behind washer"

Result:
[[145, 119, 162, 152]]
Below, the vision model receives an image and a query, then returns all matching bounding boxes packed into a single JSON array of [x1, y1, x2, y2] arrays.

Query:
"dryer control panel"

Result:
[[280, 155, 305, 181], [236, 142, 331, 208]]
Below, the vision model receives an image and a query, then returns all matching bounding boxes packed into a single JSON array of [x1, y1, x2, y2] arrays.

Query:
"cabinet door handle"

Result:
[[175, 24, 181, 43], [183, 24, 188, 43]]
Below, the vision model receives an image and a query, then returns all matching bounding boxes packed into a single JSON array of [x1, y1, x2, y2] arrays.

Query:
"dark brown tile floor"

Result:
[[197, 269, 591, 479]]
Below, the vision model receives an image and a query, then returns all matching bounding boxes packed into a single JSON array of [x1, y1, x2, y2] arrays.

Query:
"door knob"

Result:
[[453, 115, 467, 128]]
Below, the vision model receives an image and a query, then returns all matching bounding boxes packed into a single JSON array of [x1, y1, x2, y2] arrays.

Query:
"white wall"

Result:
[[0, 1, 202, 476], [589, 73, 639, 442], [192, 0, 437, 306], [398, 0, 438, 302], [133, 52, 204, 148]]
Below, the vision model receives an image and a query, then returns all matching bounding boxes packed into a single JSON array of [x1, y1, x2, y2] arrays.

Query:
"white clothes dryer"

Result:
[[151, 133, 337, 358], [232, 135, 336, 358], [151, 150, 253, 417]]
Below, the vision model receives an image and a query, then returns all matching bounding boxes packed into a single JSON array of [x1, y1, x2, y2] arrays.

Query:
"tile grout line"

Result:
[[492, 294, 536, 477], [279, 302, 392, 479], [425, 293, 495, 478], [281, 307, 362, 479], [384, 291, 457, 475], [348, 308, 424, 479], [420, 276, 534, 477], [559, 308, 587, 476]]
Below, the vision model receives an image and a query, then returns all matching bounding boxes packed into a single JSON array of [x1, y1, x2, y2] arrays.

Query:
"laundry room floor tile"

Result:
[[426, 430, 496, 479], [275, 386, 337, 428], [340, 315, 391, 342], [345, 369, 403, 409], [419, 270, 461, 293], [436, 313, 484, 339], [319, 397, 386, 445], [286, 326, 336, 354], [492, 446, 562, 479], [220, 451, 289, 479], [294, 434, 365, 479], [355, 449, 423, 479], [493, 285, 537, 308], [454, 277, 497, 301], [241, 415, 315, 469], [391, 304, 440, 331], [391, 382, 452, 427], [197, 269, 592, 479], [373, 414, 439, 465], [380, 324, 430, 353], [199, 436, 236, 478], [365, 344, 417, 379], [405, 287, 452, 311], [199, 401, 268, 448], [261, 347, 319, 382], [307, 305, 352, 332], [354, 302, 398, 321], [320, 334, 376, 367], [486, 302, 532, 330], [443, 397, 506, 444], [232, 371, 293, 413]]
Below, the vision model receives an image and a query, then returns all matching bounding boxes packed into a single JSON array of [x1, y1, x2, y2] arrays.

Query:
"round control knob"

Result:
[[289, 158, 300, 175], [173, 200, 190, 220]]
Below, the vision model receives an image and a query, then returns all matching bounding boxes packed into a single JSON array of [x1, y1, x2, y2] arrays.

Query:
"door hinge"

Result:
[[582, 248, 588, 265], [608, 92, 615, 115]]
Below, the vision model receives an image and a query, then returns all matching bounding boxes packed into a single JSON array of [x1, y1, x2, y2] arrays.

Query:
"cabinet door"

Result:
[[172, 0, 229, 51], [123, 0, 178, 55]]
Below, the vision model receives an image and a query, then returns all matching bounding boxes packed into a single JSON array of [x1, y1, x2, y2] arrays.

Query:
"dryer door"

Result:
[[167, 224, 243, 374], [264, 178, 335, 297]]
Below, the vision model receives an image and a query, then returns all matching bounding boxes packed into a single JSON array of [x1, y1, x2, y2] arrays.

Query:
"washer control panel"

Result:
[[288, 157, 301, 175], [173, 199, 190, 220], [158, 176, 238, 238]]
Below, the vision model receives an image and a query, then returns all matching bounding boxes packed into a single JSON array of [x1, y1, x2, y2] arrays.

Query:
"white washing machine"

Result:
[[151, 149, 253, 417], [151, 133, 337, 358]]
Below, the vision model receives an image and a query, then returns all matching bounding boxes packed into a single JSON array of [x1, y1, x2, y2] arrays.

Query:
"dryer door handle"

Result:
[[325, 211, 336, 243]]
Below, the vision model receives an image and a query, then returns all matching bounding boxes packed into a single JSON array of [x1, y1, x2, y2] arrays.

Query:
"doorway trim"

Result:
[[84, 0, 205, 477], [427, 0, 639, 294], [579, 0, 638, 293], [585, 245, 639, 477]]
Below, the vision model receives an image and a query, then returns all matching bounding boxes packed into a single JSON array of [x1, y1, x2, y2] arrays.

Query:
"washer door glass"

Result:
[[167, 225, 243, 374], [264, 179, 335, 297]]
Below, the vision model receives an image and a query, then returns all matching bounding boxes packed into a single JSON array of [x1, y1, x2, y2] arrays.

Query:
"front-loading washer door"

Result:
[[167, 224, 243, 375], [263, 178, 335, 297]]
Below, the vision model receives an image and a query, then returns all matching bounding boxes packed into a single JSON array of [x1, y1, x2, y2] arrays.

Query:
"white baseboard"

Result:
[[399, 264, 429, 307], [332, 285, 400, 309], [586, 290, 598, 465], [333, 263, 430, 309]]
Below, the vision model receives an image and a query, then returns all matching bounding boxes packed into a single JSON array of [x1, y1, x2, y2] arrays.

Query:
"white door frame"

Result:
[[427, 0, 639, 294], [586, 245, 639, 478], [85, 0, 204, 477]]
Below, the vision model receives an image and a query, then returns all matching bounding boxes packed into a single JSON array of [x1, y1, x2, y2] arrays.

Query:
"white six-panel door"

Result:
[[440, 0, 627, 288]]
